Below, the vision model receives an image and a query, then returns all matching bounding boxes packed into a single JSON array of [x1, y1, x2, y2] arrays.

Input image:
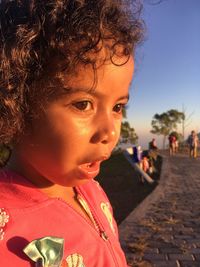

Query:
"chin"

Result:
[[54, 172, 91, 187]]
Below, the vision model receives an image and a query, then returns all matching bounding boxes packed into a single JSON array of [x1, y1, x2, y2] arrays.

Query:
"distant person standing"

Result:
[[168, 134, 176, 156], [187, 130, 199, 158], [132, 146, 143, 164], [175, 139, 179, 153]]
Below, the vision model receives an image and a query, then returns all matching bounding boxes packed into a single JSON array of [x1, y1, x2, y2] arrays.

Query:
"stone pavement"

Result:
[[119, 154, 200, 267]]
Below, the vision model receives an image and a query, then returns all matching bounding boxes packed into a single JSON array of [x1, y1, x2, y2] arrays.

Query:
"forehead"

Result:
[[61, 56, 134, 92], [37, 56, 134, 104]]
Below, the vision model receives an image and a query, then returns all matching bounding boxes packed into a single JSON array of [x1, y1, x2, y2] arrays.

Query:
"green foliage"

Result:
[[151, 109, 184, 148], [119, 106, 138, 145], [120, 120, 138, 144]]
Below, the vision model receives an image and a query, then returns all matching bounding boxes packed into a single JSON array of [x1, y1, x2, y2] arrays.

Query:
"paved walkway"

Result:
[[119, 154, 200, 267]]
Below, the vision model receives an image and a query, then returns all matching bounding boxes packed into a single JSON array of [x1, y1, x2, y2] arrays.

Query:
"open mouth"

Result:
[[79, 161, 100, 173], [77, 160, 103, 180], [78, 156, 109, 180]]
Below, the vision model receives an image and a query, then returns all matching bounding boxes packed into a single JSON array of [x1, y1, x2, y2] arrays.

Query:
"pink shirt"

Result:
[[0, 170, 128, 266]]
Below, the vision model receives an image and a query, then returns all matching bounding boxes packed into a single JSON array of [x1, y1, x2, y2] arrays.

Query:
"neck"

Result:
[[5, 148, 75, 200]]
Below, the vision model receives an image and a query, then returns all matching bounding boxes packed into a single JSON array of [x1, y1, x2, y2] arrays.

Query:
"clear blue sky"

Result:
[[127, 0, 200, 149]]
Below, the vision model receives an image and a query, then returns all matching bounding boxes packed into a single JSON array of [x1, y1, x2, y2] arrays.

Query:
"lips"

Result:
[[78, 161, 101, 179], [78, 156, 109, 180]]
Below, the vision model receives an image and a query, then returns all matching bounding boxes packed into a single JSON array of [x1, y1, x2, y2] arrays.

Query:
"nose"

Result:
[[90, 114, 118, 144]]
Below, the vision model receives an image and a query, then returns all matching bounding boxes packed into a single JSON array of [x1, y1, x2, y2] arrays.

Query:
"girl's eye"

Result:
[[113, 103, 125, 114], [72, 101, 92, 111]]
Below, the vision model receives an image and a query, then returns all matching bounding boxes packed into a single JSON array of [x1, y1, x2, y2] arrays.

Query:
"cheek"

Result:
[[73, 120, 91, 136], [46, 118, 91, 151]]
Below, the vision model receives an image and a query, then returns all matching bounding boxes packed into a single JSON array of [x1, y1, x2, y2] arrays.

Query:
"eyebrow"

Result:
[[117, 94, 130, 102], [62, 86, 95, 94], [61, 86, 129, 102]]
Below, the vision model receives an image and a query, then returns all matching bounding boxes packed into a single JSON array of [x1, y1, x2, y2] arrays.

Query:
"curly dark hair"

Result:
[[0, 0, 144, 144]]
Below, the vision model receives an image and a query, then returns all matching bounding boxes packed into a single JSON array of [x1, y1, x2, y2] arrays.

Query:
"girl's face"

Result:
[[18, 57, 134, 187]]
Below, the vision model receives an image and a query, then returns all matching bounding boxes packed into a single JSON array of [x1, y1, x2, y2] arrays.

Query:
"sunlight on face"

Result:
[[19, 57, 135, 186]]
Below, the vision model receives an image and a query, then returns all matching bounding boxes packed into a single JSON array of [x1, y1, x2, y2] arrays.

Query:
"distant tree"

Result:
[[151, 109, 184, 149], [118, 106, 138, 145], [181, 104, 194, 141], [120, 121, 138, 144]]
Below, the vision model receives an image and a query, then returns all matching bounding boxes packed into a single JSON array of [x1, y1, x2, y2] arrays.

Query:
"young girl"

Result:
[[0, 1, 143, 266]]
